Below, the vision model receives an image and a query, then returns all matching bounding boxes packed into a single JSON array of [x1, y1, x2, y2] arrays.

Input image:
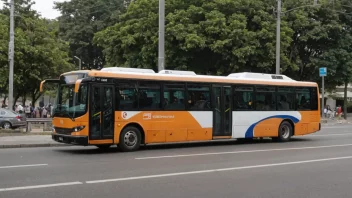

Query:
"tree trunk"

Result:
[[344, 81, 348, 120], [14, 94, 20, 110], [31, 90, 42, 107], [31, 94, 35, 108], [23, 95, 26, 106], [2, 95, 7, 107]]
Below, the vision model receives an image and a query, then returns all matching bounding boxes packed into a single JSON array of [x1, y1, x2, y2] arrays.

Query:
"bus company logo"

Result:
[[152, 115, 175, 119], [60, 120, 63, 125], [143, 113, 152, 120], [122, 112, 128, 119]]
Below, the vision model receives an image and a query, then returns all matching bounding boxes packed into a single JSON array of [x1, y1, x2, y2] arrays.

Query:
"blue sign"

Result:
[[319, 67, 327, 77]]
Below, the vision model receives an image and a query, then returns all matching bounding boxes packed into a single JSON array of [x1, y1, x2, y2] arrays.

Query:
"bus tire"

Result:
[[119, 126, 141, 152], [274, 121, 293, 142]]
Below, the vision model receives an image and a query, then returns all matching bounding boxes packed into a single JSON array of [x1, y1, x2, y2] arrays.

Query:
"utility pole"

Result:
[[158, 0, 165, 72], [275, 0, 281, 75], [74, 56, 81, 70], [8, 0, 15, 110]]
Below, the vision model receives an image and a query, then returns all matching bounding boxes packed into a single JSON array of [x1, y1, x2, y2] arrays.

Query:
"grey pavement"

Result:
[[0, 135, 66, 148], [0, 124, 351, 198]]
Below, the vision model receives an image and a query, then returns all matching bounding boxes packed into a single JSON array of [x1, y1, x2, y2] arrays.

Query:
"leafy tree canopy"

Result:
[[0, 0, 74, 106], [55, 0, 131, 69]]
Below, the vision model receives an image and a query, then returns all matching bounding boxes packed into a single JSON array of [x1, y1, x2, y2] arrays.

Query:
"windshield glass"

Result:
[[53, 84, 88, 118]]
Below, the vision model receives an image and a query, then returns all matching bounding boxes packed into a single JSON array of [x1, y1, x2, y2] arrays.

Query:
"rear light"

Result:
[[16, 116, 21, 121]]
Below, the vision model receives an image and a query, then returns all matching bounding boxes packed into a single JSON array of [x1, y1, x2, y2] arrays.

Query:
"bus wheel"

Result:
[[96, 145, 111, 149], [119, 126, 141, 152], [274, 121, 292, 142]]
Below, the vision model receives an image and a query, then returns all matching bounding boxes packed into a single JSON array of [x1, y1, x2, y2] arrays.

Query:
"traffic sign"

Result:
[[319, 67, 327, 77]]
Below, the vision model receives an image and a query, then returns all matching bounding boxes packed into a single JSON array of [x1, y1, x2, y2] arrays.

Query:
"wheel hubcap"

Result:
[[124, 131, 137, 147], [281, 125, 290, 139], [4, 123, 10, 129]]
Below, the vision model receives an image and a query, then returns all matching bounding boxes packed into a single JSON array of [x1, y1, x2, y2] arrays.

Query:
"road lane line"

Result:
[[0, 164, 48, 169], [135, 143, 352, 160], [308, 133, 352, 137], [86, 155, 352, 184], [0, 182, 83, 192]]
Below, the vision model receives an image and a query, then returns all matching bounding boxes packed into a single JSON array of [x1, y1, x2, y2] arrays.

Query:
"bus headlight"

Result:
[[73, 126, 85, 132]]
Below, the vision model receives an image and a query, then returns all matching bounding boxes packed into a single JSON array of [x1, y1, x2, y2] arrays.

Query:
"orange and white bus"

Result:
[[40, 67, 321, 151]]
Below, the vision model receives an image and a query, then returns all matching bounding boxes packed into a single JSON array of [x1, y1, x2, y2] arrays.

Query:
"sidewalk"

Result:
[[321, 113, 352, 125], [0, 135, 69, 149]]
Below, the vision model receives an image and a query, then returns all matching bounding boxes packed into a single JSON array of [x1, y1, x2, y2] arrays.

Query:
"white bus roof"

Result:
[[70, 67, 317, 87]]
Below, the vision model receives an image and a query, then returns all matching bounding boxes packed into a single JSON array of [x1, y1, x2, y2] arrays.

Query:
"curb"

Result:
[[0, 143, 72, 149]]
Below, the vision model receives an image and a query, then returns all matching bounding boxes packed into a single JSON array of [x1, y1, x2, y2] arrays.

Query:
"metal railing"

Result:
[[26, 118, 52, 132]]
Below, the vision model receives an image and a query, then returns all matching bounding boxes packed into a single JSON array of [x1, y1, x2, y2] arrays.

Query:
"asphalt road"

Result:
[[1, 124, 352, 198]]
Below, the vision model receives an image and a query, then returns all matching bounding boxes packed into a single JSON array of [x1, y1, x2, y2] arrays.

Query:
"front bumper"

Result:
[[52, 134, 88, 146]]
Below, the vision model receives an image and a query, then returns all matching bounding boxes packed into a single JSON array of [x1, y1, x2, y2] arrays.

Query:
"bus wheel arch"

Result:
[[118, 123, 145, 152], [273, 120, 294, 142]]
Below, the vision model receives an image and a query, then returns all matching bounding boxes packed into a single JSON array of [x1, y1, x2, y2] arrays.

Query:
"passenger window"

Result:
[[277, 87, 295, 111], [163, 84, 185, 110], [116, 81, 138, 110], [255, 87, 276, 111], [186, 84, 211, 110], [296, 87, 311, 110], [138, 81, 162, 110], [310, 87, 318, 110], [233, 86, 254, 110]]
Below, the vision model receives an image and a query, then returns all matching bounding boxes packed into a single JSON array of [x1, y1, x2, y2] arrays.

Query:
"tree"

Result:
[[279, 0, 342, 83], [0, 14, 9, 100], [55, 0, 130, 69], [314, 0, 352, 118], [94, 0, 294, 74], [0, 0, 74, 107]]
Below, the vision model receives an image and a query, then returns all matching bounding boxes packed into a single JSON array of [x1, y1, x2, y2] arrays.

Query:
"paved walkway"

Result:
[[0, 135, 68, 148]]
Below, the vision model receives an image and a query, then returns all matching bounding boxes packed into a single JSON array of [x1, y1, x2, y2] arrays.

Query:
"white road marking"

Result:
[[308, 133, 352, 137], [0, 182, 83, 192], [0, 164, 48, 169], [86, 156, 352, 184], [135, 143, 352, 160]]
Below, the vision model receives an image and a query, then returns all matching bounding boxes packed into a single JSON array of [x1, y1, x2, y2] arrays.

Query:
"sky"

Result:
[[0, 0, 68, 19]]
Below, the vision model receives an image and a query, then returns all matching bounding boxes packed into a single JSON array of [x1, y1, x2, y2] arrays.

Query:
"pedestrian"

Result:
[[324, 106, 327, 118]]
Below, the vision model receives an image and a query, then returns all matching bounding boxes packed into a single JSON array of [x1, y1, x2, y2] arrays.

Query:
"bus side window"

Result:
[[233, 86, 254, 110], [296, 87, 311, 110], [277, 87, 295, 111], [255, 86, 276, 111], [116, 81, 139, 111], [138, 81, 162, 110], [163, 83, 185, 110], [310, 87, 318, 110], [186, 84, 210, 110]]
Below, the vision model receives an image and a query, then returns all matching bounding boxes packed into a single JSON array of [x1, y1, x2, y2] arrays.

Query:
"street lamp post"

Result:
[[8, 0, 15, 110], [74, 56, 81, 70], [276, 0, 281, 75], [158, 0, 165, 72]]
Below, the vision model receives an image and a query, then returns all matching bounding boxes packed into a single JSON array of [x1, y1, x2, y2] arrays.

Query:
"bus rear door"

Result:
[[212, 85, 232, 138]]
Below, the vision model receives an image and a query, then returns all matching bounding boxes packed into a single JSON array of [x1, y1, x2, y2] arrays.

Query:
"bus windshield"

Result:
[[53, 84, 88, 119]]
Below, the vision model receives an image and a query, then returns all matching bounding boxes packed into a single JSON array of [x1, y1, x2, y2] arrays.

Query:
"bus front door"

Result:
[[212, 86, 232, 138], [89, 85, 115, 140]]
